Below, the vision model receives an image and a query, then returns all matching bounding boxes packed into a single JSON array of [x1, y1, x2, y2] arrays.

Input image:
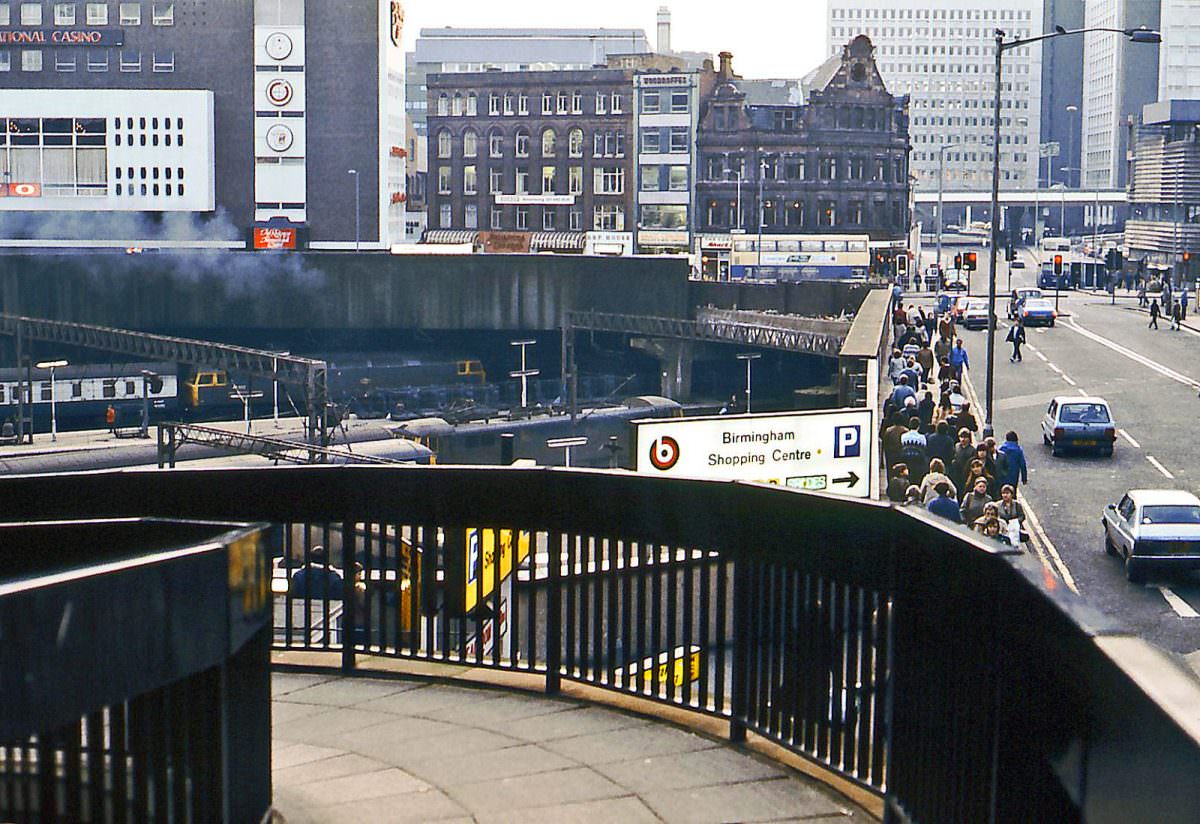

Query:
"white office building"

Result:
[[828, 0, 1044, 192], [1158, 0, 1200, 102]]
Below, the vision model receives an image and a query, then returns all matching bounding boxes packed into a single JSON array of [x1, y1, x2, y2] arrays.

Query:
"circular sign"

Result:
[[264, 32, 293, 60], [265, 124, 294, 153], [266, 78, 294, 107], [648, 436, 680, 471]]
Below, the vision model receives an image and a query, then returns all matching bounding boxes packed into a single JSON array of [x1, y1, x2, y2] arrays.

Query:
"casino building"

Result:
[[0, 0, 407, 249]]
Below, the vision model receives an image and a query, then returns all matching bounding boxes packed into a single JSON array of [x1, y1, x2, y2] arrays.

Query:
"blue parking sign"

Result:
[[834, 425, 861, 459]]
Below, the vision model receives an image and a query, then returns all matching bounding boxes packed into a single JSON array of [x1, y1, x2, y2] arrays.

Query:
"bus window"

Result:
[[801, 240, 823, 252]]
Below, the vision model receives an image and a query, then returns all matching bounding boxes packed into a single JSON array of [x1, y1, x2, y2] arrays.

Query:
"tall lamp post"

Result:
[[35, 359, 68, 442], [984, 24, 1160, 438], [736, 352, 761, 413], [347, 168, 361, 252], [756, 149, 766, 273], [936, 140, 955, 278], [1064, 104, 1078, 191]]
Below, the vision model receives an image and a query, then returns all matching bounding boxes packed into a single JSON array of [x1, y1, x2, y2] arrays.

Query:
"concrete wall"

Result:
[[688, 280, 869, 319]]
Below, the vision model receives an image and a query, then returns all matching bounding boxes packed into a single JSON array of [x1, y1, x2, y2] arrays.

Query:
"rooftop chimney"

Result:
[[718, 51, 734, 78], [657, 6, 671, 55]]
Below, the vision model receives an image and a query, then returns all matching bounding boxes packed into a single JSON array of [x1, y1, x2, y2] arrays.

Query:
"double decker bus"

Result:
[[729, 234, 871, 282]]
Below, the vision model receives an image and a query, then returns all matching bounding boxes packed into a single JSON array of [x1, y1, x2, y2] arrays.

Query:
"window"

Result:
[[594, 204, 624, 231], [611, 93, 622, 114], [554, 91, 566, 114], [594, 166, 624, 195], [489, 168, 502, 194], [488, 129, 502, 157], [151, 1, 172, 25], [640, 166, 659, 191], [462, 129, 477, 158], [542, 92, 553, 115], [541, 128, 556, 157], [568, 166, 582, 195], [642, 91, 660, 114], [820, 157, 838, 180], [20, 3, 41, 25], [21, 49, 41, 71], [595, 92, 607, 115], [491, 207, 503, 229], [437, 129, 451, 158], [465, 203, 478, 229], [54, 3, 76, 25], [641, 128, 660, 154], [463, 165, 477, 195], [542, 209, 555, 230], [488, 93, 500, 116], [439, 203, 452, 228], [437, 166, 451, 194], [593, 131, 624, 158], [0, 5, 9, 25], [86, 2, 107, 24], [640, 204, 687, 229], [119, 2, 140, 24], [151, 50, 173, 72], [119, 49, 141, 71], [466, 92, 477, 116], [514, 129, 529, 158], [502, 93, 513, 115], [451, 92, 463, 116], [55, 50, 75, 71], [569, 210, 582, 231], [669, 127, 688, 153], [669, 166, 688, 191], [516, 206, 529, 230], [571, 91, 582, 114], [517, 93, 528, 115], [437, 93, 449, 116], [541, 166, 555, 194], [568, 128, 583, 158], [515, 168, 529, 194], [670, 92, 689, 113]]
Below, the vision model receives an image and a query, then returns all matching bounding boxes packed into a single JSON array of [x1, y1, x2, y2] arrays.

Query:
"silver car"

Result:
[[1102, 489, 1200, 583]]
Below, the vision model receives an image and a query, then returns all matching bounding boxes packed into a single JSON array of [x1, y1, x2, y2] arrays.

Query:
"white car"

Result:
[[1103, 489, 1200, 583], [1041, 396, 1116, 457], [943, 272, 969, 291], [961, 300, 991, 330]]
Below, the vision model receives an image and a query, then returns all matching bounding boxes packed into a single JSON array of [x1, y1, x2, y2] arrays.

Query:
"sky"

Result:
[[399, 0, 832, 80]]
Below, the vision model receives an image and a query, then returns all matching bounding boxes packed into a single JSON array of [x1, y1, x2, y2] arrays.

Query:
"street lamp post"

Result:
[[736, 352, 761, 413], [936, 141, 952, 279], [35, 360, 68, 441], [1065, 104, 1078, 192], [347, 169, 361, 252], [756, 150, 766, 273], [510, 339, 539, 409], [985, 24, 1160, 438]]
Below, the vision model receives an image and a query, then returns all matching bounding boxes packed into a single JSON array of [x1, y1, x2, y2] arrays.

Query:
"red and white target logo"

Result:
[[266, 78, 294, 107], [6, 183, 42, 197], [648, 436, 681, 471]]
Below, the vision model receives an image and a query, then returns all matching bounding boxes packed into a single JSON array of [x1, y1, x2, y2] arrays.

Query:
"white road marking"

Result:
[[1146, 455, 1176, 480], [1064, 318, 1200, 390], [1047, 362, 1062, 373], [1035, 351, 1049, 362], [1062, 374, 1077, 386], [1158, 586, 1200, 619], [1076, 388, 1090, 396], [1026, 344, 1038, 353], [1119, 429, 1141, 448]]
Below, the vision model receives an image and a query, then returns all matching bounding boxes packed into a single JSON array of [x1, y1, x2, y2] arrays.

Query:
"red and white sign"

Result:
[[266, 78, 294, 107], [0, 183, 43, 197], [464, 598, 508, 659], [253, 227, 297, 250]]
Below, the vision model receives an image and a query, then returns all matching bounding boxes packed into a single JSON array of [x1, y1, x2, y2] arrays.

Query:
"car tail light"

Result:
[[1054, 427, 1065, 439], [1052, 310, 1058, 318]]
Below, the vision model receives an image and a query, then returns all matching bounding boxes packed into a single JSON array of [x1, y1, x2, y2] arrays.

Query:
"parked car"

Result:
[[1041, 396, 1116, 457], [1102, 489, 1200, 583], [962, 300, 991, 330], [1008, 287, 1043, 319], [1010, 258, 1026, 270], [1019, 298, 1057, 327]]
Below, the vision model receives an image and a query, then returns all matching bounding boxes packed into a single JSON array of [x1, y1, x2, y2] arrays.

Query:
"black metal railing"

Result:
[[2, 467, 1198, 823], [0, 518, 274, 824]]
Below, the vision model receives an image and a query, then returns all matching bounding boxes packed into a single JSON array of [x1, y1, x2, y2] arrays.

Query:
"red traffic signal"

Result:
[[1185, 251, 1192, 263], [963, 252, 978, 272], [1053, 254, 1064, 275]]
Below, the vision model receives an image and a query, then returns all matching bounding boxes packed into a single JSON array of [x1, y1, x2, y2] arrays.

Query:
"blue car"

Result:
[[1019, 298, 1057, 327]]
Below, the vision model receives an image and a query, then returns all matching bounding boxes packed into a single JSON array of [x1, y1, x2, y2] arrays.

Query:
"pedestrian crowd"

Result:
[[881, 300, 1029, 547]]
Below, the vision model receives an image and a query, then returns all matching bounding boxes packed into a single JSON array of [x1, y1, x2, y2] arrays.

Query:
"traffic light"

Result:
[[964, 252, 978, 272], [1053, 254, 1064, 276], [1185, 251, 1192, 263], [1005, 245, 1015, 262], [896, 254, 908, 275], [954, 253, 963, 270]]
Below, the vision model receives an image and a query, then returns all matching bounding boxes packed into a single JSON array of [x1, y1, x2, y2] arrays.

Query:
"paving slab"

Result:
[[473, 795, 661, 824], [445, 766, 626, 815], [403, 743, 576, 787], [594, 744, 787, 792], [640, 777, 854, 824], [541, 721, 719, 765]]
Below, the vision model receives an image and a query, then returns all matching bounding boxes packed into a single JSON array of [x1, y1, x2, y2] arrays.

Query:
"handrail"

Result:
[[0, 466, 1197, 823]]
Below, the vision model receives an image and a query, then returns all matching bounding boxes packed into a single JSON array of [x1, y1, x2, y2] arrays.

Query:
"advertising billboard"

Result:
[[635, 408, 876, 499]]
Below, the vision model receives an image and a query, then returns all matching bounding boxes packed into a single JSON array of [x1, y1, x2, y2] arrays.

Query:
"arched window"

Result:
[[452, 92, 464, 116], [463, 128, 478, 158], [488, 128, 503, 157], [541, 128, 557, 157], [466, 92, 478, 116], [515, 128, 530, 158], [568, 127, 583, 158], [437, 129, 452, 158], [437, 93, 449, 117]]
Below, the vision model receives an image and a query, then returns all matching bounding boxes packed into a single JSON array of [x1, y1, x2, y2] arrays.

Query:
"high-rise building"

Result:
[[1158, 0, 1200, 102], [827, 0, 1043, 192], [0, 0, 407, 250], [1081, 0, 1160, 189], [1040, 0, 1085, 188]]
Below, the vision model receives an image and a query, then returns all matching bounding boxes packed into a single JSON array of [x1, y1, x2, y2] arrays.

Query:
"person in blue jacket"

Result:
[[926, 482, 961, 523], [996, 431, 1029, 489]]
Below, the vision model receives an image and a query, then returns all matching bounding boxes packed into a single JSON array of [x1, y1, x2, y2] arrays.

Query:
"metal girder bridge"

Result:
[[156, 422, 409, 468], [0, 313, 330, 447], [564, 310, 848, 357]]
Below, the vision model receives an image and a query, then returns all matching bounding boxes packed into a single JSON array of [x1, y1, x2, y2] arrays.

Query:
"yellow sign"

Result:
[[625, 645, 702, 689], [464, 529, 531, 613], [227, 532, 268, 616]]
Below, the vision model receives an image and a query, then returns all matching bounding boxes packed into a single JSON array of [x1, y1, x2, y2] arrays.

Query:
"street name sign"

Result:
[[634, 408, 876, 499]]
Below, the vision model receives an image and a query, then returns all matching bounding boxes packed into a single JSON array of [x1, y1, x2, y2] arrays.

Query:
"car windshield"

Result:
[[1059, 403, 1110, 424], [1141, 505, 1200, 525], [1024, 300, 1051, 310]]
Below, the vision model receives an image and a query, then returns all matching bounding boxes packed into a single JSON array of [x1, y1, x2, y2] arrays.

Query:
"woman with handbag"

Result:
[[996, 484, 1027, 544]]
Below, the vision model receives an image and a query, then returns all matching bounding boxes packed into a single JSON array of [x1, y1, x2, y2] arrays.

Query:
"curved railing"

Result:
[[2, 466, 1198, 823], [0, 517, 273, 824]]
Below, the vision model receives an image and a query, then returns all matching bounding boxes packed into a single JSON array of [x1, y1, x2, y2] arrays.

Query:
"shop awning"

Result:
[[530, 232, 586, 252], [422, 230, 479, 245]]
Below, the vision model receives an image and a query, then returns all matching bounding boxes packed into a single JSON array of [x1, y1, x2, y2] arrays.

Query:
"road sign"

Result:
[[624, 645, 702, 690], [634, 408, 875, 499], [464, 528, 531, 613]]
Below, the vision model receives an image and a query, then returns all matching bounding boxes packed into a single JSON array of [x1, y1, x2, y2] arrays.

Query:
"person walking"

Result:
[[1171, 299, 1183, 331], [996, 431, 1029, 490], [1149, 298, 1160, 330], [919, 457, 958, 504], [1006, 320, 1026, 363], [960, 477, 995, 525], [105, 404, 116, 434], [1182, 287, 1190, 321], [926, 482, 961, 523], [1137, 282, 1147, 308], [949, 338, 970, 382]]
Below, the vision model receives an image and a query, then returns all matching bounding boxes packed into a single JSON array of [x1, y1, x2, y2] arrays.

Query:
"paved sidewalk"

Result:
[[271, 672, 874, 824]]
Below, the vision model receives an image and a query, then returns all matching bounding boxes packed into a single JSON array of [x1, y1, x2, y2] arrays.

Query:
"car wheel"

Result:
[[1043, 432, 1051, 446], [1051, 441, 1062, 457], [1100, 445, 1114, 457], [1104, 533, 1118, 556], [1125, 557, 1146, 584], [1049, 319, 1056, 327]]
